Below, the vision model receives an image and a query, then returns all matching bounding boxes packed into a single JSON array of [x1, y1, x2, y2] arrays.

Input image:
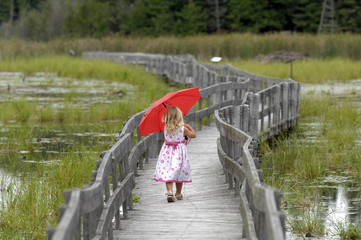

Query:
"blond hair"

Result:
[[162, 106, 184, 134]]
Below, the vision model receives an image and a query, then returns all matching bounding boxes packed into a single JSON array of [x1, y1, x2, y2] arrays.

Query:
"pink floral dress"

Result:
[[153, 126, 192, 183]]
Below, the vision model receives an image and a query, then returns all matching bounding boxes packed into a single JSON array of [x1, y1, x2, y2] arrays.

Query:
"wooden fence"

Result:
[[48, 52, 300, 240]]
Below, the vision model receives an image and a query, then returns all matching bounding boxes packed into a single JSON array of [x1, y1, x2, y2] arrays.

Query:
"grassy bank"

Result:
[[3, 33, 361, 60]]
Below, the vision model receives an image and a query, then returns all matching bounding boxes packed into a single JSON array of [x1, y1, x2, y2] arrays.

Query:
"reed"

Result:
[[3, 33, 361, 60]]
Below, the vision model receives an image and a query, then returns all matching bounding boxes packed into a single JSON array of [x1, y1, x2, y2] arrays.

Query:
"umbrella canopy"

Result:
[[138, 87, 201, 136]]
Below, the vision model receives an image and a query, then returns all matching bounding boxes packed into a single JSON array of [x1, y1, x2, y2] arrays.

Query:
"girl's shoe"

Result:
[[175, 193, 183, 200], [166, 192, 175, 202]]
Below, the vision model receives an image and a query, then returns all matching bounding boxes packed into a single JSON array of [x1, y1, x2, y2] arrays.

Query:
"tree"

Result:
[[293, 0, 322, 33], [226, 0, 263, 32], [174, 0, 207, 35], [64, 0, 113, 37], [206, 0, 228, 33], [0, 1, 10, 23], [336, 0, 361, 33], [127, 0, 175, 36], [262, 0, 295, 32], [226, 0, 295, 33]]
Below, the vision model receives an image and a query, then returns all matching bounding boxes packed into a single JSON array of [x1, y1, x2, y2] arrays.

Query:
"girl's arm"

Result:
[[184, 123, 196, 138]]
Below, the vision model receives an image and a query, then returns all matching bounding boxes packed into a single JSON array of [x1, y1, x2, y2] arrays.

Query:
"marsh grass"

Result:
[[289, 205, 325, 238], [261, 96, 361, 181], [332, 220, 361, 240], [0, 146, 97, 239], [260, 94, 361, 238]]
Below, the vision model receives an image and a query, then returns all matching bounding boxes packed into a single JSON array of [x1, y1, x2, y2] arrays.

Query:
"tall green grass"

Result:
[[0, 146, 98, 239], [3, 33, 361, 60]]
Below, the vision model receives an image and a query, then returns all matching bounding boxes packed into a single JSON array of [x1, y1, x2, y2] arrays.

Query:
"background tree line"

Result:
[[1, 0, 361, 40]]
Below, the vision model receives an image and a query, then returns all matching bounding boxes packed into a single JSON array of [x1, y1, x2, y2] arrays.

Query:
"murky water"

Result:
[[302, 79, 361, 96], [285, 171, 361, 239], [0, 168, 19, 207], [0, 72, 136, 109]]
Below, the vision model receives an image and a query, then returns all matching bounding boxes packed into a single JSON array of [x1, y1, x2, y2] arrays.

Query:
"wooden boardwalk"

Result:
[[114, 125, 245, 239]]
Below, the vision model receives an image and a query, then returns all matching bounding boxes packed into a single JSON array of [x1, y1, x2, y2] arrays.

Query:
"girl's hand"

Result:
[[184, 123, 196, 138]]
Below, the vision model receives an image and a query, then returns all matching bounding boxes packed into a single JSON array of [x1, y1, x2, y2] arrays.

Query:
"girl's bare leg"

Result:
[[166, 182, 173, 193], [175, 183, 183, 195]]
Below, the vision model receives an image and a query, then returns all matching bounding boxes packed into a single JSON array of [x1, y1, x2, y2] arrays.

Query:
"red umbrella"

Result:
[[138, 87, 201, 136]]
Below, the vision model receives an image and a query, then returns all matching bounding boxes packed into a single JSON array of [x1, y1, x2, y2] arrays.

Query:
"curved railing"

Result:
[[214, 80, 300, 240], [48, 52, 300, 240]]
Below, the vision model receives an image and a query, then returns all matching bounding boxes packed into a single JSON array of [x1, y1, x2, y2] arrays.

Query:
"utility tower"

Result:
[[318, 0, 336, 34]]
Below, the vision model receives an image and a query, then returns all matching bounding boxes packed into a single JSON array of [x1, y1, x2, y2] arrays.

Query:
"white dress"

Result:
[[153, 126, 192, 183]]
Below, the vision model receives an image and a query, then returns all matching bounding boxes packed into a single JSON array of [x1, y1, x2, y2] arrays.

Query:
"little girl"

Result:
[[153, 105, 196, 202]]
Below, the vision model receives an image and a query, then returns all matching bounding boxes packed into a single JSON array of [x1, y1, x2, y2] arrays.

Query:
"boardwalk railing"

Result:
[[48, 52, 300, 240], [215, 81, 300, 240]]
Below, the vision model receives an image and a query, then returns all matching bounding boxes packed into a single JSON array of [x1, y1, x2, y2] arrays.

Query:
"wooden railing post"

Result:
[[198, 98, 203, 130], [207, 95, 211, 126], [136, 128, 143, 170], [250, 93, 260, 137], [281, 83, 289, 131], [241, 105, 250, 134], [272, 85, 281, 136], [260, 92, 265, 132]]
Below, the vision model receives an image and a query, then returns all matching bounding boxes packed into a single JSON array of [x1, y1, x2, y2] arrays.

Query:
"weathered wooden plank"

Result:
[[110, 133, 134, 167], [119, 110, 146, 136], [80, 182, 102, 214]]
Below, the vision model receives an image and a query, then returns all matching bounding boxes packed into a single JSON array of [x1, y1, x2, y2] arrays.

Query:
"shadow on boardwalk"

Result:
[[114, 125, 245, 240]]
